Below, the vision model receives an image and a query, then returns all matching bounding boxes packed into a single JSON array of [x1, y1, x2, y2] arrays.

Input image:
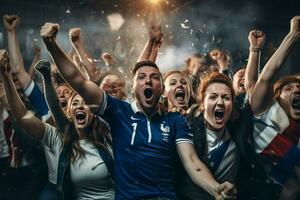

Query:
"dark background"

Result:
[[1, 0, 300, 75]]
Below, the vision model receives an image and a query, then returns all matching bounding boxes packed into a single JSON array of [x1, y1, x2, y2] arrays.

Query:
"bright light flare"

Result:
[[148, 0, 162, 5]]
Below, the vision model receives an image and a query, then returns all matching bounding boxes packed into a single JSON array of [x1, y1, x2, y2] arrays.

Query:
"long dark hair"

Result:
[[63, 94, 112, 164]]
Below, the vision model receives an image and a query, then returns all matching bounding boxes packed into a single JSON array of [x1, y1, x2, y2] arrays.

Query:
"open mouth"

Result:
[[144, 88, 153, 100], [75, 111, 87, 124], [292, 97, 300, 110], [239, 81, 245, 89], [175, 90, 185, 102], [214, 109, 225, 122], [60, 100, 67, 108]]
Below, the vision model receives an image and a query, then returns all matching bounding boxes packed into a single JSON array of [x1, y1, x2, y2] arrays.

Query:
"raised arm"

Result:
[[69, 28, 98, 81], [244, 30, 265, 95], [210, 49, 231, 76], [177, 143, 237, 199], [250, 16, 300, 114], [35, 60, 69, 133], [138, 25, 163, 62], [41, 23, 103, 111], [28, 45, 41, 78], [0, 50, 45, 140], [3, 15, 31, 88]]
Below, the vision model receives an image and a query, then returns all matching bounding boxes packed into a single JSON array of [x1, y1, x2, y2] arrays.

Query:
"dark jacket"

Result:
[[176, 103, 265, 200]]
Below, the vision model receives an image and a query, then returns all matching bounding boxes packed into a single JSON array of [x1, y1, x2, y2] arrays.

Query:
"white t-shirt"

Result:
[[42, 124, 114, 200], [206, 128, 239, 183]]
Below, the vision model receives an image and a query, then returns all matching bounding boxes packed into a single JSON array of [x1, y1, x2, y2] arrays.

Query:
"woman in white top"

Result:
[[0, 52, 114, 200]]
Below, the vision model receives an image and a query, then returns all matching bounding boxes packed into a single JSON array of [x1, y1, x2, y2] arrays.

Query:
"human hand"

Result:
[[40, 22, 59, 43], [149, 25, 163, 47], [69, 28, 82, 46], [290, 16, 300, 37], [34, 59, 51, 76], [3, 15, 20, 31], [248, 30, 265, 49], [0, 50, 11, 76], [215, 181, 237, 200]]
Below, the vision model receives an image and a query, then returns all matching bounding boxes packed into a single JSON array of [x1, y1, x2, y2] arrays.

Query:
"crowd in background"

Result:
[[0, 13, 300, 200]]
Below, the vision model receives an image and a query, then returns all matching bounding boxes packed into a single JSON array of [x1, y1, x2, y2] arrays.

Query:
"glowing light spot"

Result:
[[148, 0, 162, 5]]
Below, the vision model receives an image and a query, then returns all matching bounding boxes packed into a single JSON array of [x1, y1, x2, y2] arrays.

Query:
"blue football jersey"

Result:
[[97, 94, 193, 200]]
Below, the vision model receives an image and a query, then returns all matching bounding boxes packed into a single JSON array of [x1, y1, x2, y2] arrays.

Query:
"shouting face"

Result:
[[232, 68, 245, 96], [56, 84, 73, 109], [69, 94, 93, 130], [164, 72, 191, 110], [279, 82, 300, 121], [201, 82, 233, 131], [133, 66, 164, 115]]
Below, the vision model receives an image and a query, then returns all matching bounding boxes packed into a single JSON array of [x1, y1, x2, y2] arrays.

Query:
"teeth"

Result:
[[175, 90, 185, 101], [76, 111, 86, 120]]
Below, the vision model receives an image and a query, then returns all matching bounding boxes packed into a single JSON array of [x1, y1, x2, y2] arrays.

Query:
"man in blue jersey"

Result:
[[40, 22, 236, 200]]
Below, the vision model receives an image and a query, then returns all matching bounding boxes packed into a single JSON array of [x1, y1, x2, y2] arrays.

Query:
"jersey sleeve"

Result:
[[174, 114, 193, 144], [24, 80, 51, 122]]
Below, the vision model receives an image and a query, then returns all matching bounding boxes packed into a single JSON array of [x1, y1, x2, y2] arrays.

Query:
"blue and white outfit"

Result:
[[97, 93, 193, 200]]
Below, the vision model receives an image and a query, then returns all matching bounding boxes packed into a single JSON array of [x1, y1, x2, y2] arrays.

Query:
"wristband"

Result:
[[249, 46, 262, 52]]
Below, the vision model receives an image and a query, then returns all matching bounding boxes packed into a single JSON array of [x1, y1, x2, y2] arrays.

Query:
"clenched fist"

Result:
[[290, 16, 300, 37], [149, 25, 163, 47], [69, 28, 82, 46], [0, 50, 11, 76], [215, 181, 237, 200], [248, 30, 265, 48], [40, 23, 59, 43], [3, 15, 20, 31]]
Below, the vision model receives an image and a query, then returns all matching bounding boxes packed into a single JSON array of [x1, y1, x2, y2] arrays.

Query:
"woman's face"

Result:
[[164, 72, 191, 110], [201, 82, 233, 131], [69, 94, 93, 129]]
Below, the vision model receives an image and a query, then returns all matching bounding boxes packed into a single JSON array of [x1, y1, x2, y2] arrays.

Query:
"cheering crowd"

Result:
[[0, 13, 300, 200]]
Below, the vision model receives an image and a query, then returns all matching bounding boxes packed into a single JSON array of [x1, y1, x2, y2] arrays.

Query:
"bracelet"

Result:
[[249, 46, 262, 52]]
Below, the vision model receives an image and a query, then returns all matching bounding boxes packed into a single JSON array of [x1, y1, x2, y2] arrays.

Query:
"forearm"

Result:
[[29, 54, 40, 78], [250, 32, 298, 113], [42, 73, 69, 132], [7, 31, 24, 73], [259, 32, 298, 82], [138, 39, 154, 62], [183, 154, 219, 197], [149, 44, 159, 62], [2, 73, 27, 120], [245, 50, 260, 95], [15, 70, 32, 89], [74, 44, 97, 79], [43, 39, 102, 106]]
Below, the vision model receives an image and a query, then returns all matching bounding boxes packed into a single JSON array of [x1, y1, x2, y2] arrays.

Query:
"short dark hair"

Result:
[[232, 66, 246, 76], [132, 60, 159, 76]]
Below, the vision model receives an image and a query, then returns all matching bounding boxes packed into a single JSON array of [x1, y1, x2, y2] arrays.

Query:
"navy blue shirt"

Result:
[[98, 94, 193, 200]]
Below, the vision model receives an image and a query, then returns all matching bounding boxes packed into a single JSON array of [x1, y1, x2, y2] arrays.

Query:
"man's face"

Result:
[[278, 82, 300, 121], [133, 66, 163, 113], [56, 84, 72, 109], [164, 72, 190, 110], [201, 82, 233, 131], [232, 69, 245, 96]]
